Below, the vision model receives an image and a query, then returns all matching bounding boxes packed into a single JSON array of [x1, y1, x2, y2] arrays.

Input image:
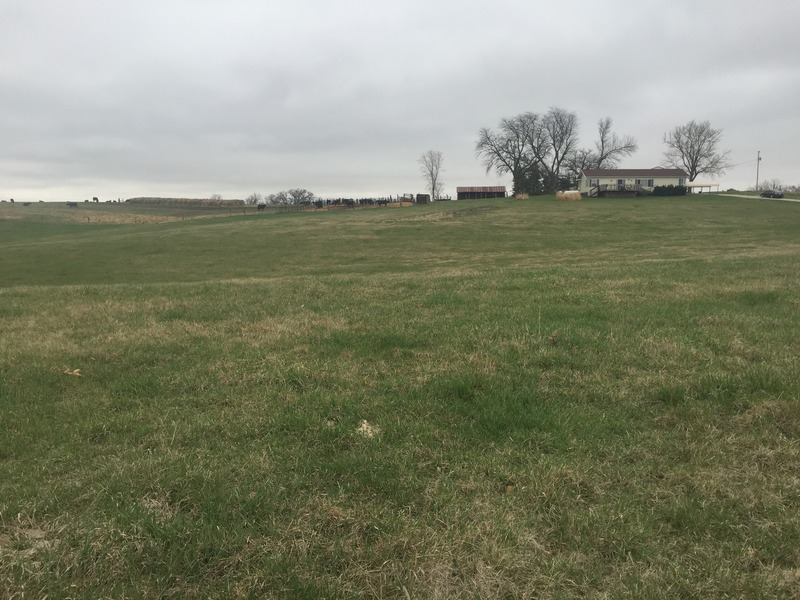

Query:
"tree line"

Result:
[[243, 189, 316, 206]]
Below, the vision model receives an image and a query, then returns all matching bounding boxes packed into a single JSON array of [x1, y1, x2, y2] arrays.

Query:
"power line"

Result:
[[728, 157, 760, 168]]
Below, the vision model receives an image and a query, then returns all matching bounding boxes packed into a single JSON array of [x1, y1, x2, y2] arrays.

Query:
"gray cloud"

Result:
[[2, 0, 798, 201]]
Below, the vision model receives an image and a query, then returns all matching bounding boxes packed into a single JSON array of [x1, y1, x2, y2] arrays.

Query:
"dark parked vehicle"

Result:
[[761, 189, 785, 198]]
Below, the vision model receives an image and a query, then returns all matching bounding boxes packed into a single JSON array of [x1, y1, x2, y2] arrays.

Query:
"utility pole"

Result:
[[756, 151, 761, 190]]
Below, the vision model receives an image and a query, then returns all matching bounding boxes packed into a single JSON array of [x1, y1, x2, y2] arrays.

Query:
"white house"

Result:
[[579, 168, 688, 196]]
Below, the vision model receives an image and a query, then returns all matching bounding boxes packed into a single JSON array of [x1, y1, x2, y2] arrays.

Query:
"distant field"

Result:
[[0, 200, 258, 225], [1, 196, 799, 598]]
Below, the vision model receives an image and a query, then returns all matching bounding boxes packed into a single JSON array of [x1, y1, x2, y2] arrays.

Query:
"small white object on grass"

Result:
[[356, 420, 380, 438]]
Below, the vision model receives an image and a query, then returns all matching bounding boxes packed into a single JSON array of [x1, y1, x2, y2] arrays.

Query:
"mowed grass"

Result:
[[1, 196, 799, 598]]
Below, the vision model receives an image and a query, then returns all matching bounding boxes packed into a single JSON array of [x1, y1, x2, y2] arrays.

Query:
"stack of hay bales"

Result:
[[556, 191, 582, 201]]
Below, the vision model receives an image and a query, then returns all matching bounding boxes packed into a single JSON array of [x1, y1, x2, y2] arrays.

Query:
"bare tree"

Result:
[[538, 107, 579, 192], [663, 120, 731, 182], [563, 148, 597, 189], [594, 117, 638, 168], [418, 150, 444, 200], [209, 193, 223, 201], [475, 112, 540, 196], [756, 178, 783, 191], [266, 192, 288, 205], [287, 188, 315, 205], [564, 117, 638, 187], [245, 193, 262, 205]]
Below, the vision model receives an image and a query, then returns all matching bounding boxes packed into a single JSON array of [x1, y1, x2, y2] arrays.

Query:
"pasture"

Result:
[[1, 196, 799, 598]]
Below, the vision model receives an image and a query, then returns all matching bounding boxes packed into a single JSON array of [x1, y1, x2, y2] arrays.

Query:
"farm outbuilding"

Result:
[[456, 186, 507, 200], [686, 182, 720, 194]]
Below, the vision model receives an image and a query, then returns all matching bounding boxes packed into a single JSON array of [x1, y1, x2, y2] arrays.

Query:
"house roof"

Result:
[[582, 168, 688, 178]]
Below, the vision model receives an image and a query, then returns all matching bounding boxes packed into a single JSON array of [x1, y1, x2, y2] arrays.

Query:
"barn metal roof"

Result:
[[456, 186, 507, 193]]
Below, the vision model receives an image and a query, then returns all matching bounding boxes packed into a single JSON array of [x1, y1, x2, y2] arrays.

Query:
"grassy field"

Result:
[[1, 196, 799, 598]]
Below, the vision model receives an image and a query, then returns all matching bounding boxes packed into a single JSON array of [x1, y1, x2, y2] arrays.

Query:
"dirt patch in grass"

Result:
[[0, 524, 60, 561], [412, 206, 500, 222], [140, 494, 179, 524]]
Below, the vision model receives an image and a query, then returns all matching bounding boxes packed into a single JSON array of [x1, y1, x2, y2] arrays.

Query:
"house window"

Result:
[[679, 178, 686, 186], [636, 178, 654, 187], [589, 178, 599, 187]]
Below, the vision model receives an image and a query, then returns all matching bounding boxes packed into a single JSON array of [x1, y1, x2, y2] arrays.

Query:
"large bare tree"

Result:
[[537, 107, 579, 193], [475, 113, 540, 196], [477, 109, 637, 194], [476, 108, 586, 195], [594, 117, 638, 168], [564, 117, 638, 186], [663, 120, 731, 181], [287, 188, 315, 205], [418, 150, 444, 200]]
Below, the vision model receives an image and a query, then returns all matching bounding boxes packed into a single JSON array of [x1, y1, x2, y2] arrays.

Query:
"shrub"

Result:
[[653, 185, 687, 197]]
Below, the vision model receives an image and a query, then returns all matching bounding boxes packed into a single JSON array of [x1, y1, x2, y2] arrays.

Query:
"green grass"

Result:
[[1, 196, 799, 598]]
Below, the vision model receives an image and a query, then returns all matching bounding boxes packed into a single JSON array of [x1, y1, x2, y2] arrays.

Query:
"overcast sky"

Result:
[[2, 0, 798, 202]]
